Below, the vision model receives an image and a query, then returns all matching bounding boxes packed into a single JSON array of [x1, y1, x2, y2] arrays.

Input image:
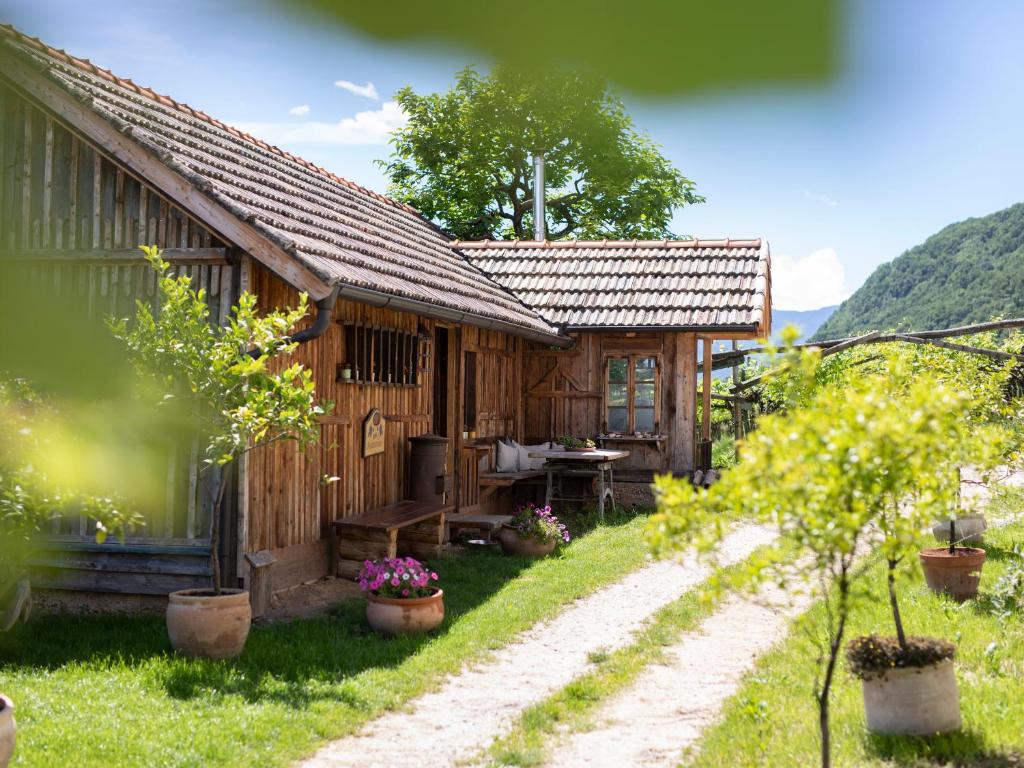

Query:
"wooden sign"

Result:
[[362, 408, 386, 458]]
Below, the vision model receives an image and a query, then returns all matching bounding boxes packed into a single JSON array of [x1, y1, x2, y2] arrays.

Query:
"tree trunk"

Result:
[[209, 465, 230, 595], [817, 572, 850, 768], [887, 558, 907, 650]]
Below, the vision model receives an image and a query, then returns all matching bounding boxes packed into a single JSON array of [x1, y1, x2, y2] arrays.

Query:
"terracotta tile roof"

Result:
[[456, 239, 771, 332], [0, 25, 559, 339]]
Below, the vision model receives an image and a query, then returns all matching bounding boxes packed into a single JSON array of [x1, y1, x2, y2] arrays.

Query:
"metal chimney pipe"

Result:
[[533, 150, 545, 241]]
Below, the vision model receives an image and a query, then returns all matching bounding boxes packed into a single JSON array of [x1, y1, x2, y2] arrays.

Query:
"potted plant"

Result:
[[113, 246, 328, 659], [0, 694, 13, 768], [846, 635, 960, 735], [555, 435, 595, 452], [919, 516, 987, 602], [359, 557, 443, 635], [499, 502, 570, 557]]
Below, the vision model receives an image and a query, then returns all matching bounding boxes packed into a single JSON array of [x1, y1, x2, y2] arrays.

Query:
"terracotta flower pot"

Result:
[[932, 514, 987, 545], [498, 525, 557, 557], [366, 588, 444, 635], [0, 695, 14, 768], [166, 588, 252, 659], [919, 547, 986, 601], [861, 658, 961, 735]]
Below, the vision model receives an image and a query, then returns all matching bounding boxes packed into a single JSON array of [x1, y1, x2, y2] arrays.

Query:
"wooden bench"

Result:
[[330, 500, 451, 579], [478, 470, 546, 487]]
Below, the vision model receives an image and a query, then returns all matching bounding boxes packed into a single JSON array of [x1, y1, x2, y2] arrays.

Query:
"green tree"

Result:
[[110, 247, 330, 592], [648, 352, 995, 768], [381, 66, 703, 240]]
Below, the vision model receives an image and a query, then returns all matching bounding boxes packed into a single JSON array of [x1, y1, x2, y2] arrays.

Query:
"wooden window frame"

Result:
[[603, 353, 662, 434]]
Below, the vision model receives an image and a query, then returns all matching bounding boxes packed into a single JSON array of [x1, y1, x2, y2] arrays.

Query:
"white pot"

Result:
[[0, 694, 14, 768], [932, 514, 987, 545], [861, 658, 961, 735]]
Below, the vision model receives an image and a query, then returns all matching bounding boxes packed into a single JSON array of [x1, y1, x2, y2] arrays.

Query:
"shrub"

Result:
[[510, 503, 570, 544], [358, 557, 439, 599], [846, 635, 955, 680]]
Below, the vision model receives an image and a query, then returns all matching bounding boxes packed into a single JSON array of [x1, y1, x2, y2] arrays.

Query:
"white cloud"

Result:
[[804, 189, 838, 208], [334, 80, 380, 101], [289, 104, 311, 117], [231, 101, 408, 146], [772, 247, 850, 311]]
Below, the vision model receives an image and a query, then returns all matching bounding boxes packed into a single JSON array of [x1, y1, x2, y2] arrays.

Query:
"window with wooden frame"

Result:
[[605, 355, 660, 434], [340, 323, 421, 386]]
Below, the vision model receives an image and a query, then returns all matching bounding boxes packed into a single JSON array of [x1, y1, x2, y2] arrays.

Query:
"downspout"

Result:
[[247, 284, 340, 358]]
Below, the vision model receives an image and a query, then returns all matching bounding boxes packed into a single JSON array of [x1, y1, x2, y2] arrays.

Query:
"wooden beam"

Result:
[[0, 53, 332, 300], [701, 338, 713, 441], [895, 334, 1020, 362]]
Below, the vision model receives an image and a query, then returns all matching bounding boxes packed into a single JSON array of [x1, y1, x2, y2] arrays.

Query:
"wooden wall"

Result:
[[0, 80, 240, 592], [244, 265, 533, 551], [523, 331, 697, 475]]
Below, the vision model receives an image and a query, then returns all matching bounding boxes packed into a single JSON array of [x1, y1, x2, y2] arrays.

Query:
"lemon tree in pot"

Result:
[[359, 557, 443, 635], [499, 502, 570, 557], [112, 247, 328, 660]]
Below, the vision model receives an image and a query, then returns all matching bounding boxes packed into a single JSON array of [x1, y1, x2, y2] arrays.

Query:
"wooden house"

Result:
[[0, 25, 770, 601]]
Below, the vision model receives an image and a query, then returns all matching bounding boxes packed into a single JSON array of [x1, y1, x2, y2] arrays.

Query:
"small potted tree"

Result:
[[919, 515, 987, 601], [359, 557, 443, 635], [112, 247, 328, 659], [499, 502, 570, 557], [648, 351, 988, 766]]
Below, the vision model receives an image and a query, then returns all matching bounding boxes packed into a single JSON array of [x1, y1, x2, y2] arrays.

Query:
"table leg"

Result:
[[545, 468, 554, 508], [596, 467, 606, 524]]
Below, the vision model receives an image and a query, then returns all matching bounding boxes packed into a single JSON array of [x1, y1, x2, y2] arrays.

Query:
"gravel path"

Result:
[[545, 580, 812, 768], [298, 524, 775, 768]]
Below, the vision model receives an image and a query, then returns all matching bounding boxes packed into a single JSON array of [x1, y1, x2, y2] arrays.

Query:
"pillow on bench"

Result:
[[496, 438, 520, 473]]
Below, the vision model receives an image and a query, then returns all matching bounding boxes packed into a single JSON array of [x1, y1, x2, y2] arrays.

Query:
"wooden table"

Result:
[[527, 449, 630, 523]]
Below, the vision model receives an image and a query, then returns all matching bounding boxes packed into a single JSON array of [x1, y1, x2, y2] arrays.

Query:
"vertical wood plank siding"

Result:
[[0, 83, 233, 545], [246, 265, 529, 549], [522, 332, 697, 474]]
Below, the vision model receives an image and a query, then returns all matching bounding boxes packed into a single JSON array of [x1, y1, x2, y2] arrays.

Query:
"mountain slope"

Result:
[[812, 203, 1024, 340], [772, 306, 837, 342]]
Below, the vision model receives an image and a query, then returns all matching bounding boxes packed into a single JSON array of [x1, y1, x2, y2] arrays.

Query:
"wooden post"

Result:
[[669, 333, 696, 474], [701, 338, 713, 441], [731, 340, 741, 440]]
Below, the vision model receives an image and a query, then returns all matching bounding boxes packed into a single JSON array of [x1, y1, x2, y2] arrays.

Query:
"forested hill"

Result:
[[811, 202, 1024, 340]]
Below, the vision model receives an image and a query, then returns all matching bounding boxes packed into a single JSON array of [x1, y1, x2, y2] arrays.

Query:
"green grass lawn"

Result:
[[0, 511, 651, 768], [688, 517, 1024, 767]]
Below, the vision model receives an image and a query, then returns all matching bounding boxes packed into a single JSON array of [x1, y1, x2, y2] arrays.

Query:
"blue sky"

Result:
[[5, 0, 1024, 310]]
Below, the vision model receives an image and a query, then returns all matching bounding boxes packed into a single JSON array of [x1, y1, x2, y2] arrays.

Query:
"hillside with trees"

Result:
[[812, 202, 1024, 340]]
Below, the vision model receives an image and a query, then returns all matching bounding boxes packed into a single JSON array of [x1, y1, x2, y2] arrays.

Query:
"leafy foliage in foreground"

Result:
[[687, 521, 1024, 767], [813, 201, 1024, 340], [382, 66, 702, 240], [649, 347, 1003, 767]]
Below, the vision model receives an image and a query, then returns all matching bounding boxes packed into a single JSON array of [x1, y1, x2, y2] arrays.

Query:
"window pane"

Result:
[[607, 407, 629, 432], [635, 382, 655, 406], [635, 408, 654, 432], [608, 357, 628, 382], [608, 382, 628, 406], [635, 357, 656, 381]]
